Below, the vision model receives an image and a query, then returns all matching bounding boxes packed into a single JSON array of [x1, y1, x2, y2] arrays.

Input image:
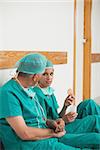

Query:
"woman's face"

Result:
[[39, 68, 54, 88]]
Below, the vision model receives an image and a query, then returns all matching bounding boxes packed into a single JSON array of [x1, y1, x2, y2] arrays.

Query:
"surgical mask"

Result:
[[40, 87, 54, 96]]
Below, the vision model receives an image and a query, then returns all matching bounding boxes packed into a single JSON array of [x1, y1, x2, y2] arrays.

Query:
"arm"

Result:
[[59, 88, 77, 123], [6, 116, 55, 140], [59, 103, 68, 118], [59, 95, 75, 118], [6, 116, 65, 141]]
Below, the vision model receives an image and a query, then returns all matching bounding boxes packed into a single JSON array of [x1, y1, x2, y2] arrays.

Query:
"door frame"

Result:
[[83, 0, 92, 99]]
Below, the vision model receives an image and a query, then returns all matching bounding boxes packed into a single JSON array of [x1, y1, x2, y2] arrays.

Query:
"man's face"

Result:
[[39, 68, 54, 88]]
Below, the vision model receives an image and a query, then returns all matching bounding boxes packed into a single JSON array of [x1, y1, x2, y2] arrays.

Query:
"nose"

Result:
[[47, 74, 52, 79]]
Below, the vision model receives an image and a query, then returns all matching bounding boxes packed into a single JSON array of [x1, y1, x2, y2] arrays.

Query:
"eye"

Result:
[[50, 72, 54, 76], [42, 72, 54, 77], [42, 73, 48, 76]]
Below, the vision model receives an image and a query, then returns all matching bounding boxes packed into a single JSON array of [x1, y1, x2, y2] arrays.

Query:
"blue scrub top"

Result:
[[0, 79, 47, 149], [33, 87, 59, 120]]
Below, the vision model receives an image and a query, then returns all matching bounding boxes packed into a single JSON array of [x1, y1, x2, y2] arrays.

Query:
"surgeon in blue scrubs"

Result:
[[0, 53, 87, 150], [34, 60, 100, 149]]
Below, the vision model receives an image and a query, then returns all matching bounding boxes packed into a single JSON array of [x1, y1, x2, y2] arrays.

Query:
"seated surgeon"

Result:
[[34, 60, 100, 149], [0, 53, 84, 150]]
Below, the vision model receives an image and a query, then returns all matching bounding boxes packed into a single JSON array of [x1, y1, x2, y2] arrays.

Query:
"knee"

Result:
[[84, 99, 95, 105]]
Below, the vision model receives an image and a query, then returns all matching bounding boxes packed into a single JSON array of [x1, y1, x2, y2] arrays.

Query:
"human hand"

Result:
[[64, 96, 75, 107], [55, 118, 65, 133], [64, 89, 75, 107], [62, 112, 78, 123], [46, 119, 57, 130], [53, 130, 66, 138], [46, 119, 65, 133]]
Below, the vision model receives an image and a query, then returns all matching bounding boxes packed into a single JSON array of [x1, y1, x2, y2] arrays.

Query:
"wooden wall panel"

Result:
[[73, 0, 76, 96], [0, 51, 67, 69], [83, 0, 92, 99], [91, 53, 100, 63]]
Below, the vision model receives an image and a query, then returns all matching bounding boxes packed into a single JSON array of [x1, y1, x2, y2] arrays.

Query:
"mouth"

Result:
[[46, 81, 52, 84]]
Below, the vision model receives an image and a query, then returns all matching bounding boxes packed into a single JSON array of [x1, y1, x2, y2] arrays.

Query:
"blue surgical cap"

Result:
[[16, 53, 47, 74], [46, 60, 53, 68]]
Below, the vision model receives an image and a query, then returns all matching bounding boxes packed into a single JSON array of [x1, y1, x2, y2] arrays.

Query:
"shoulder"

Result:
[[0, 79, 13, 92], [0, 79, 22, 99], [33, 86, 40, 91], [33, 86, 43, 95]]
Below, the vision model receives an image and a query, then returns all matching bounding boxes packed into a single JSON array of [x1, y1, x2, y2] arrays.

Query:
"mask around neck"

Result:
[[40, 86, 54, 96]]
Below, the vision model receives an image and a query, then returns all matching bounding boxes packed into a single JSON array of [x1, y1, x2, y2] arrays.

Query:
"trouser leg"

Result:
[[59, 132, 100, 149], [31, 138, 81, 150], [77, 99, 100, 119], [66, 115, 100, 133]]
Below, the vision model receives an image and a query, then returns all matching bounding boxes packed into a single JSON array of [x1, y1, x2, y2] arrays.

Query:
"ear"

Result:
[[32, 74, 41, 81], [31, 74, 37, 82]]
